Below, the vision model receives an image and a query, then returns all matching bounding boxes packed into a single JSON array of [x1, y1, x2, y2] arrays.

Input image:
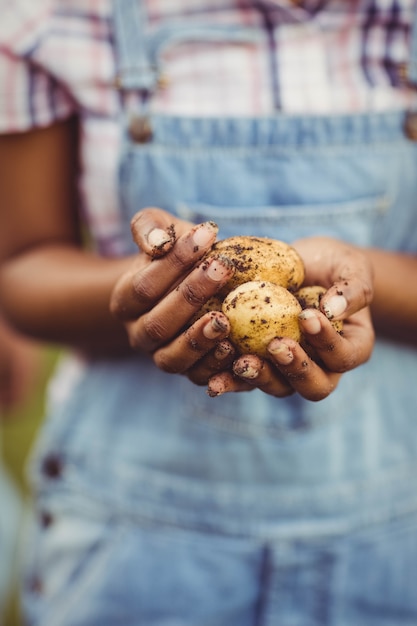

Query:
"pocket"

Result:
[[336, 513, 417, 622], [119, 140, 390, 253], [176, 194, 389, 246], [23, 507, 127, 626], [132, 20, 261, 98]]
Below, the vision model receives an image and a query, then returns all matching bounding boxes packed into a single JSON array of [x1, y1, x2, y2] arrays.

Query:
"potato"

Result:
[[206, 235, 305, 295], [222, 280, 302, 358], [294, 285, 343, 333], [189, 294, 223, 325]]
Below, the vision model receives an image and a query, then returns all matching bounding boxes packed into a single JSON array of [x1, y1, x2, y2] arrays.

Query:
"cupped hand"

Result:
[[208, 236, 375, 401], [110, 208, 235, 374]]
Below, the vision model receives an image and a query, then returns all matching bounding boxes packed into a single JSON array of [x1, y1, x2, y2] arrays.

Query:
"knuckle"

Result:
[[142, 316, 167, 345], [167, 247, 193, 272], [128, 317, 166, 352], [181, 282, 208, 308], [334, 352, 358, 373], [132, 273, 157, 307]]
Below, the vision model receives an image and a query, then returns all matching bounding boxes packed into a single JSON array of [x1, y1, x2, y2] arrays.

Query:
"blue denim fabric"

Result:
[[22, 1, 417, 624]]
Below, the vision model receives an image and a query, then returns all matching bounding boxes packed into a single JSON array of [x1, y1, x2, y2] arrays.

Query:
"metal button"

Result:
[[28, 575, 43, 594], [404, 111, 417, 141], [128, 116, 153, 143], [41, 453, 63, 479], [40, 510, 54, 528]]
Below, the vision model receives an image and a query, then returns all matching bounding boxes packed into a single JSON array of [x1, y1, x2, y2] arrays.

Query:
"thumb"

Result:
[[320, 263, 374, 321]]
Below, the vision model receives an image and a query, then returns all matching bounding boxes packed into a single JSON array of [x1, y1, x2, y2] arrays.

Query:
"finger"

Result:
[[293, 237, 374, 320], [152, 312, 231, 375], [130, 207, 193, 258], [320, 277, 373, 322], [187, 340, 236, 386], [232, 355, 294, 398], [268, 338, 342, 401], [187, 339, 236, 385], [298, 307, 374, 372], [111, 221, 219, 321], [207, 371, 254, 397], [127, 255, 235, 352]]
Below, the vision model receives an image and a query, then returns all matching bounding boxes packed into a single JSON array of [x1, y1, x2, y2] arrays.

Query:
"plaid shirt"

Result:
[[0, 0, 416, 255]]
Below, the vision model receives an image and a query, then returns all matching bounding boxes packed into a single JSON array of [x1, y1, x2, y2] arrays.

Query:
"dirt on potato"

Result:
[[222, 280, 302, 358], [205, 235, 305, 296]]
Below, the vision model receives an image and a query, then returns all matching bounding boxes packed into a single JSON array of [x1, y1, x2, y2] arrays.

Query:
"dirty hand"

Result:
[[208, 237, 375, 401], [110, 208, 235, 377]]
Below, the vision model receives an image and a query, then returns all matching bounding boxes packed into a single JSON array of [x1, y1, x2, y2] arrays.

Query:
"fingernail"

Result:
[[214, 341, 234, 360], [147, 228, 173, 248], [268, 340, 294, 364], [192, 221, 218, 249], [298, 309, 321, 335], [323, 294, 347, 320], [207, 375, 227, 397], [205, 255, 234, 282], [203, 313, 228, 339], [233, 360, 259, 380]]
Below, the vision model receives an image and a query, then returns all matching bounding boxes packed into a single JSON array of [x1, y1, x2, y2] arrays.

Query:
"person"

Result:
[[0, 0, 416, 623]]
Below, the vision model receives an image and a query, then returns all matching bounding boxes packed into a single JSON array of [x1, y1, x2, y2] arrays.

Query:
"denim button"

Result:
[[404, 112, 417, 141], [42, 453, 64, 479], [40, 510, 54, 528], [128, 116, 153, 143], [28, 575, 43, 594]]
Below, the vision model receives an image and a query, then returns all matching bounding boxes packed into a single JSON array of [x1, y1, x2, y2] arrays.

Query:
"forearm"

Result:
[[0, 244, 133, 355], [365, 248, 417, 345]]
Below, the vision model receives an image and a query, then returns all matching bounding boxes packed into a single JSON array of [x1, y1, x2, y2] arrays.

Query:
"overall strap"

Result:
[[112, 0, 157, 91]]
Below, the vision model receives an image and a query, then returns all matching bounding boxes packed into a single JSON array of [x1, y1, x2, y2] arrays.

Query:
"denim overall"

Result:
[[23, 1, 417, 625]]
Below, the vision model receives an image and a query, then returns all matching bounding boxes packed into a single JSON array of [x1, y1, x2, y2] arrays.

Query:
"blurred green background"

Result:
[[0, 347, 58, 626]]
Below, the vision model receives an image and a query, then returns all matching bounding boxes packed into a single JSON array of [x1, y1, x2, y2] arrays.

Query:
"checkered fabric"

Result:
[[0, 0, 416, 254]]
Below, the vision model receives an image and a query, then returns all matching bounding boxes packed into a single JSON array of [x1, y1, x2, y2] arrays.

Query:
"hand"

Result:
[[207, 237, 375, 401], [110, 208, 235, 374]]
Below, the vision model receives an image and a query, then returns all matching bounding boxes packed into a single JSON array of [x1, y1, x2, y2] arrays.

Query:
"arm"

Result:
[[0, 119, 232, 359], [0, 118, 131, 355], [366, 248, 417, 345]]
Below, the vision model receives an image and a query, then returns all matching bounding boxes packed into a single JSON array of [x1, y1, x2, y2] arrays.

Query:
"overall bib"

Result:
[[23, 1, 417, 625]]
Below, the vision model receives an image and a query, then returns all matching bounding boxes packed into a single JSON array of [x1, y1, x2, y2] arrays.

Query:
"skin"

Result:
[[0, 118, 416, 401]]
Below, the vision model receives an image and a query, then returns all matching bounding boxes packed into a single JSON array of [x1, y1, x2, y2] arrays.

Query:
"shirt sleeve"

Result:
[[0, 47, 76, 133]]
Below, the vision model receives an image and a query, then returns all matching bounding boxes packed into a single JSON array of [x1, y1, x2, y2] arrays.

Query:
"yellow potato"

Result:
[[206, 235, 305, 295], [294, 285, 344, 333], [222, 280, 302, 358], [189, 294, 223, 325]]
